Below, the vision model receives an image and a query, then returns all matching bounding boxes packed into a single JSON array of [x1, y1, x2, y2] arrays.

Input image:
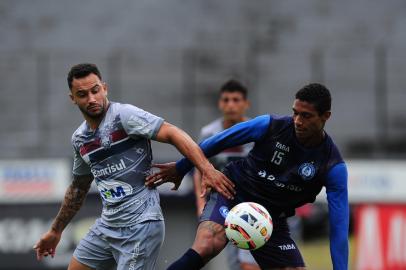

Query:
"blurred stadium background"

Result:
[[1, 0, 406, 269]]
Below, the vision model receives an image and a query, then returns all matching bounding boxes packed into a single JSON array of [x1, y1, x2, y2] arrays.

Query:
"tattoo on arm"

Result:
[[51, 174, 93, 233], [200, 221, 227, 242]]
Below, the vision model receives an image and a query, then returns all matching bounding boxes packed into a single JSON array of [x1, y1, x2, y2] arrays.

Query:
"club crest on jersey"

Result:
[[219, 206, 229, 218], [298, 163, 316, 180], [101, 134, 112, 149]]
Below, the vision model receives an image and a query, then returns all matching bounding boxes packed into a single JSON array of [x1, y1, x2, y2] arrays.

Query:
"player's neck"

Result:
[[222, 116, 248, 129]]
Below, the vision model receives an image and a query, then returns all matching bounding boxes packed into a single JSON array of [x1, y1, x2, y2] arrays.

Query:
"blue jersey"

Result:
[[229, 115, 344, 217], [176, 115, 349, 270]]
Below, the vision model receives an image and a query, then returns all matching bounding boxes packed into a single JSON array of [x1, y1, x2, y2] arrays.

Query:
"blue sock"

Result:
[[167, 248, 205, 270]]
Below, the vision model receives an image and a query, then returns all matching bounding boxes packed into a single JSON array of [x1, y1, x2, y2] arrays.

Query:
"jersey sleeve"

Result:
[[198, 124, 213, 142], [72, 146, 92, 176], [176, 115, 272, 176], [120, 104, 164, 140], [325, 162, 349, 270]]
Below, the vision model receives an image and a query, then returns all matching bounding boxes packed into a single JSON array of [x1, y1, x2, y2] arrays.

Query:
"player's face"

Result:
[[218, 92, 249, 122], [292, 99, 330, 141], [70, 73, 108, 119]]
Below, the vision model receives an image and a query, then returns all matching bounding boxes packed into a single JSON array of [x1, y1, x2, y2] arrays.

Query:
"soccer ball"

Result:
[[224, 202, 273, 250]]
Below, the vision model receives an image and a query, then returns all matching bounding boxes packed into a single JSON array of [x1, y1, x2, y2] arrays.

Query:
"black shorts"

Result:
[[200, 192, 305, 269]]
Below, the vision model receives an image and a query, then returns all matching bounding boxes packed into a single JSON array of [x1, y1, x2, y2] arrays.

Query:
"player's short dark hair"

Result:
[[67, 63, 102, 90], [295, 83, 331, 115], [219, 79, 248, 99]]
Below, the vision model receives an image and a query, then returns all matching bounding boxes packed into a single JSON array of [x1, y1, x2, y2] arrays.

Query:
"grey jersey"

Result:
[[200, 118, 253, 170], [71, 102, 164, 227]]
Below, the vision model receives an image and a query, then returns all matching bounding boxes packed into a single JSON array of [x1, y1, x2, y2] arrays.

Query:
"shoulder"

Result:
[[71, 121, 87, 147], [200, 118, 223, 138], [268, 114, 293, 133], [113, 102, 143, 114], [115, 102, 156, 122], [325, 134, 345, 168], [270, 114, 293, 125]]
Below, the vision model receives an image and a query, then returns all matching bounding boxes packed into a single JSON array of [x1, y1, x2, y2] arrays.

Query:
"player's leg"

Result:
[[68, 257, 94, 270], [112, 220, 165, 270], [224, 242, 243, 269], [166, 220, 228, 270], [167, 191, 232, 270], [71, 220, 116, 270], [250, 218, 306, 270], [253, 259, 306, 269], [239, 249, 261, 270], [192, 220, 228, 261], [241, 262, 262, 270]]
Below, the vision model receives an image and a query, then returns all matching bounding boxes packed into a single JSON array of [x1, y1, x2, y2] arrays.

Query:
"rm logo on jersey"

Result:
[[97, 180, 133, 203], [298, 163, 316, 180]]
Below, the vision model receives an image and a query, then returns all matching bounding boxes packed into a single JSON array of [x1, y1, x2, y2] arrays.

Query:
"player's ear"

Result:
[[245, 99, 251, 110], [218, 98, 223, 111], [322, 111, 331, 121], [69, 92, 77, 104], [103, 82, 108, 95]]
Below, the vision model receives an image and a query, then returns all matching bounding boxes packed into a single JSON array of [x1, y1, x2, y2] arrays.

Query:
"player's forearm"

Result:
[[326, 163, 349, 269], [193, 170, 202, 196], [51, 175, 92, 233], [330, 231, 349, 270], [176, 115, 271, 176], [168, 126, 213, 173]]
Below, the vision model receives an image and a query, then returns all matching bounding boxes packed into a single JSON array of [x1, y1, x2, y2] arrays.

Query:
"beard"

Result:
[[79, 101, 107, 120]]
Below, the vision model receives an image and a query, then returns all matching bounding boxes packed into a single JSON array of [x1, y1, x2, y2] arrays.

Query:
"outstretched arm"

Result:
[[326, 163, 349, 270], [176, 115, 271, 177], [193, 169, 206, 216], [153, 122, 235, 199], [33, 174, 93, 260]]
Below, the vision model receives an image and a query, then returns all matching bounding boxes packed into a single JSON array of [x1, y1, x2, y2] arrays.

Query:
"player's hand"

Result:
[[145, 162, 183, 190], [200, 165, 235, 200], [33, 230, 61, 260]]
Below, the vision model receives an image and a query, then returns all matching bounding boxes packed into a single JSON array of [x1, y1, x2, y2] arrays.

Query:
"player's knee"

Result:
[[193, 230, 218, 257], [192, 226, 226, 259]]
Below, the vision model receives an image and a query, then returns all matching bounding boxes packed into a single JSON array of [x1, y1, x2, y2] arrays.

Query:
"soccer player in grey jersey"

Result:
[[33, 63, 235, 270], [194, 80, 259, 270]]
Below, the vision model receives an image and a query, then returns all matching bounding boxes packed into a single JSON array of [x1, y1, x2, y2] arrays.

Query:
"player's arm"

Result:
[[153, 122, 235, 199], [325, 162, 349, 270], [51, 174, 93, 232], [175, 115, 271, 177], [193, 169, 205, 216], [117, 105, 234, 196], [33, 174, 93, 260]]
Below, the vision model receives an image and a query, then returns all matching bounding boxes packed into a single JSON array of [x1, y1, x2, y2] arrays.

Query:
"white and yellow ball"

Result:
[[224, 202, 273, 250]]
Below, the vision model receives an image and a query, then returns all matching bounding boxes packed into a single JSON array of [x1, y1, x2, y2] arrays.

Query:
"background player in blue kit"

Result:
[[33, 63, 235, 270], [146, 83, 349, 270], [193, 80, 260, 270]]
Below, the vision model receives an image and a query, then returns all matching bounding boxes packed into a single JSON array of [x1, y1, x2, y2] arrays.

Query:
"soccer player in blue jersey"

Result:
[[146, 83, 349, 270], [194, 80, 260, 270], [33, 63, 235, 270]]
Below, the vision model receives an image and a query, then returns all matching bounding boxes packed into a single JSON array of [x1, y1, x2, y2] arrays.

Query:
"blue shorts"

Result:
[[200, 192, 305, 269], [73, 218, 165, 270]]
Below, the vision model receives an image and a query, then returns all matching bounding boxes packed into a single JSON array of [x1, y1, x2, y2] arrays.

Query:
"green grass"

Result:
[[298, 237, 355, 270]]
